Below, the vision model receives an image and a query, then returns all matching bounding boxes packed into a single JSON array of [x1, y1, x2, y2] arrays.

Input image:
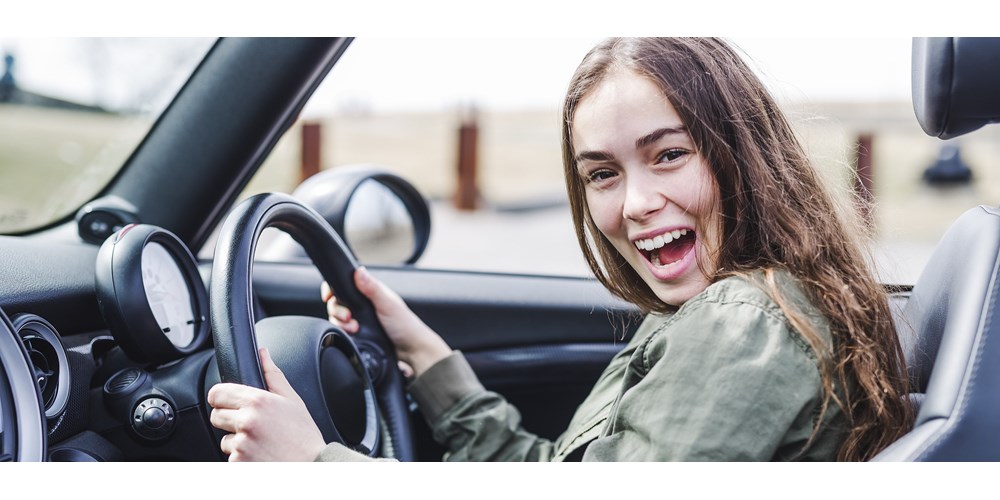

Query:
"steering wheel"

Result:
[[0, 307, 46, 461], [210, 192, 415, 460]]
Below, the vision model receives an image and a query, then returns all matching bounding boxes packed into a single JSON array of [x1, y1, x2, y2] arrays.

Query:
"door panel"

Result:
[[250, 262, 642, 459]]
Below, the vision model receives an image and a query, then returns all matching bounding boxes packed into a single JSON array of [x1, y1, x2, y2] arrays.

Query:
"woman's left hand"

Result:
[[207, 348, 327, 461]]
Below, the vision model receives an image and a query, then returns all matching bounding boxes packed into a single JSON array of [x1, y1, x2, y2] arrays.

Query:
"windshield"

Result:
[[0, 37, 216, 234]]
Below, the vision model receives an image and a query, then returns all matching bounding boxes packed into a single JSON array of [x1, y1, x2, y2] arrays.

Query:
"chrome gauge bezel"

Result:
[[10, 314, 70, 421], [95, 224, 210, 364]]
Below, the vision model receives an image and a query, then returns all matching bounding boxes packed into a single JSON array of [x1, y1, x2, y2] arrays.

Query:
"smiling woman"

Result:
[[571, 70, 720, 306], [206, 37, 914, 462]]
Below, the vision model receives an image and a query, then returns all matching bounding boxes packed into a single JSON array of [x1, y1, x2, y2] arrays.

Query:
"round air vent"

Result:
[[11, 314, 70, 420]]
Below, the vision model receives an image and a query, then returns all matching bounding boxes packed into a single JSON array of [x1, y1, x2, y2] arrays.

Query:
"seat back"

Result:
[[874, 37, 1000, 460]]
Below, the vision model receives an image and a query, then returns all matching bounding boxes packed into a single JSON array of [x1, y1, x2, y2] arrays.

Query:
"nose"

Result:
[[622, 174, 666, 222]]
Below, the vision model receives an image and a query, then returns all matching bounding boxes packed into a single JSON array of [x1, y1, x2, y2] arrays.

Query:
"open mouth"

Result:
[[634, 229, 696, 268]]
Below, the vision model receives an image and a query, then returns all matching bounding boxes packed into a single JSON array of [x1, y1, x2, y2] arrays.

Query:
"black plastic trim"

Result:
[[95, 224, 210, 364]]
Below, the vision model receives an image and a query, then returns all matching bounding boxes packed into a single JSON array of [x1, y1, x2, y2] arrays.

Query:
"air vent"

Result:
[[105, 368, 145, 396], [11, 315, 70, 420]]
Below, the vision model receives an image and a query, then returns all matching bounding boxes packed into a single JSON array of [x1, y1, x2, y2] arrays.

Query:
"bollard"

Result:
[[300, 121, 322, 183], [454, 110, 479, 211], [854, 133, 874, 224]]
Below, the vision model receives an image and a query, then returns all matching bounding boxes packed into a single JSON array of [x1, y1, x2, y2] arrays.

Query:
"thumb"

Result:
[[260, 348, 298, 399], [354, 266, 393, 308]]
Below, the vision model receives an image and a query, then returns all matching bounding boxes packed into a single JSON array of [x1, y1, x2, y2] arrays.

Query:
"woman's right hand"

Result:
[[321, 266, 452, 378]]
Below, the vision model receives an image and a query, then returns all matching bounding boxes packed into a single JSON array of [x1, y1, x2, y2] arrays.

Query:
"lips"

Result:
[[631, 227, 698, 280]]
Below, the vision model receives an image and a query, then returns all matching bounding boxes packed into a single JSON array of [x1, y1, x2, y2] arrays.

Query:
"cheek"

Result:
[[585, 190, 623, 238]]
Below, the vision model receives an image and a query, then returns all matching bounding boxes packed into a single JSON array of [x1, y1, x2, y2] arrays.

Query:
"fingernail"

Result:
[[357, 266, 369, 284]]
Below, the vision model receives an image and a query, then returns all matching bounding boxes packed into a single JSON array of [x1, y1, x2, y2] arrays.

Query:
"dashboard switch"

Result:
[[131, 397, 175, 439]]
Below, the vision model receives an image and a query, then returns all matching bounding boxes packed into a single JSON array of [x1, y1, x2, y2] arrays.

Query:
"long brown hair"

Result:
[[561, 38, 913, 461]]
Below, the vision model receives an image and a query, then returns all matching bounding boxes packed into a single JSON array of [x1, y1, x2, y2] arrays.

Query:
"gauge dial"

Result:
[[141, 242, 196, 348], [96, 224, 209, 364]]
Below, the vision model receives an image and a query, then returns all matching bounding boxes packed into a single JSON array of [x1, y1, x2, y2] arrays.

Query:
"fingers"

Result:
[[210, 407, 240, 433], [220, 432, 251, 462], [207, 382, 261, 410], [326, 295, 351, 322], [397, 360, 415, 379], [354, 266, 378, 298], [259, 348, 298, 399], [322, 282, 359, 334], [354, 266, 401, 311], [220, 432, 235, 455]]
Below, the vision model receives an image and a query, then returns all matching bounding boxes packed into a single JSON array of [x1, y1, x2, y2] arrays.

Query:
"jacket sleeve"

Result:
[[409, 351, 556, 461], [583, 297, 827, 461]]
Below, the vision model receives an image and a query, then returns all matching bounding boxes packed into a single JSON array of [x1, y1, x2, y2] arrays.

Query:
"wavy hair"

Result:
[[561, 38, 913, 461]]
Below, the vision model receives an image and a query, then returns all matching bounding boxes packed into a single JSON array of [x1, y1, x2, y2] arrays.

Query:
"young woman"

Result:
[[208, 37, 914, 461]]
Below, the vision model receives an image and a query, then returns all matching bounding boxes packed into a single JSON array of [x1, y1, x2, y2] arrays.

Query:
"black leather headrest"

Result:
[[912, 37, 1000, 139]]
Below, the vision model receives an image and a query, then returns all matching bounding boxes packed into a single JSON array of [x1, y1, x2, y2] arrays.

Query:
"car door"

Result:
[[251, 262, 640, 459]]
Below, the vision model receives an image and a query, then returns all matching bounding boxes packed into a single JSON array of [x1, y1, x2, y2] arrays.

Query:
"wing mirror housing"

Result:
[[260, 165, 431, 265]]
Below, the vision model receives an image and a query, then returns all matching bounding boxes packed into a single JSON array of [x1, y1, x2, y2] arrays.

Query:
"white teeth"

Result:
[[634, 229, 692, 255]]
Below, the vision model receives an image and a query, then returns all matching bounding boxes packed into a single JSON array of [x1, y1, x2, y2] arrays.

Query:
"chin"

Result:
[[650, 280, 711, 308]]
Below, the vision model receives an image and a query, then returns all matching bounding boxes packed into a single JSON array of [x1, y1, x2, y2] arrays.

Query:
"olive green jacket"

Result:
[[317, 272, 845, 462]]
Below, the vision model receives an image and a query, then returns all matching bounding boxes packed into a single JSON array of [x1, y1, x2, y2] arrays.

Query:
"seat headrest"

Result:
[[912, 37, 1000, 139]]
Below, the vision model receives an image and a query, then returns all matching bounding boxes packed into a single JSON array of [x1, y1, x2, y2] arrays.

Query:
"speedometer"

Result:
[[141, 242, 196, 348], [96, 224, 209, 364]]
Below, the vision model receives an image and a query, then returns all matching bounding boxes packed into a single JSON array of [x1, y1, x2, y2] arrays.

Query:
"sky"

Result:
[[307, 37, 914, 115], [0, 37, 914, 116], [2, 0, 981, 116]]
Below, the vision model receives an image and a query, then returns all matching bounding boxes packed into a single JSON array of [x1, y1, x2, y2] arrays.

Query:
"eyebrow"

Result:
[[574, 126, 688, 164], [635, 126, 687, 149]]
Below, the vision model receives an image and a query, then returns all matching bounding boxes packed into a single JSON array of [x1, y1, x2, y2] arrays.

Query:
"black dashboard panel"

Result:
[[0, 236, 103, 334]]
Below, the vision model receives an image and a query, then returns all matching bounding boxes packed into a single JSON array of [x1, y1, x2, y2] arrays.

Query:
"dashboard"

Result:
[[0, 226, 225, 461]]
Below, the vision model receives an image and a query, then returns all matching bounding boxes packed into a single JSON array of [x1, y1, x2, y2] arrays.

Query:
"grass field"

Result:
[[0, 104, 150, 233]]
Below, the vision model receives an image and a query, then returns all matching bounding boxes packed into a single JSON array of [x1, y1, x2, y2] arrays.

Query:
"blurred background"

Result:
[[3, 38, 999, 284]]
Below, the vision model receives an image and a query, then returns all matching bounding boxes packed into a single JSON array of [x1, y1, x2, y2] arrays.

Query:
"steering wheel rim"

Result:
[[0, 306, 46, 462], [210, 192, 415, 460]]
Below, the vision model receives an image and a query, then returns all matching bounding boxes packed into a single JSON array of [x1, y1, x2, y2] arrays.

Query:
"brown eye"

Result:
[[657, 149, 688, 163], [588, 170, 617, 183]]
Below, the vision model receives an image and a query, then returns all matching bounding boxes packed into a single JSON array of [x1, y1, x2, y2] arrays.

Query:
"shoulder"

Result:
[[638, 270, 823, 371]]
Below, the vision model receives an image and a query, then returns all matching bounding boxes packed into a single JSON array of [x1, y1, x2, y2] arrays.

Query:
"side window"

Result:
[[243, 39, 598, 277], [243, 38, 999, 285]]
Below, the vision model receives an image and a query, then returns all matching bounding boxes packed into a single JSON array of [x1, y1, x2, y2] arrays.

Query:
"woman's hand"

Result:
[[322, 266, 451, 377], [207, 348, 327, 461]]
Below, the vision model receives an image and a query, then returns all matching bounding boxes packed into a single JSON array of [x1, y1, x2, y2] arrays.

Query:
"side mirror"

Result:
[[259, 165, 431, 265]]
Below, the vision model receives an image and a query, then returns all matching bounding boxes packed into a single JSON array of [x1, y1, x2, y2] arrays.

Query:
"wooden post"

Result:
[[854, 133, 874, 224], [300, 121, 322, 182], [454, 110, 479, 211]]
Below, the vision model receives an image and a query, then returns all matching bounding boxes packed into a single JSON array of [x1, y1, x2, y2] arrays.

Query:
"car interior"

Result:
[[1, 37, 999, 462], [872, 37, 1000, 461]]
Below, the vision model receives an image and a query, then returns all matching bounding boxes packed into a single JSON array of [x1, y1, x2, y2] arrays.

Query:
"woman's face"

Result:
[[571, 69, 720, 307]]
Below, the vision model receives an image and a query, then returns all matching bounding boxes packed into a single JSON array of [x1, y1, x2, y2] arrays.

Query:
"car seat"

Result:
[[873, 37, 1000, 460]]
